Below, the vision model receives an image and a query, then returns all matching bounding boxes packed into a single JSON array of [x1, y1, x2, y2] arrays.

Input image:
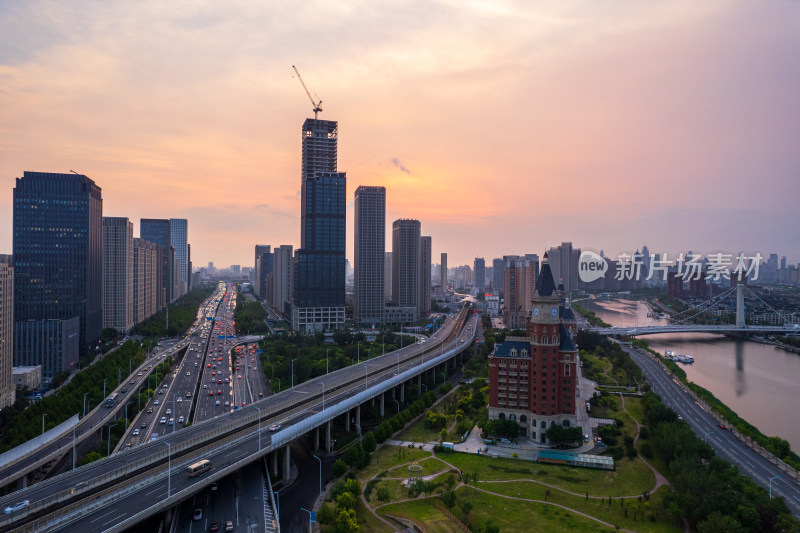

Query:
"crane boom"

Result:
[[292, 65, 323, 119]]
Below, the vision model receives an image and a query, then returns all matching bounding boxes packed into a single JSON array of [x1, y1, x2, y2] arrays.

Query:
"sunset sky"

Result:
[[1, 0, 799, 269]]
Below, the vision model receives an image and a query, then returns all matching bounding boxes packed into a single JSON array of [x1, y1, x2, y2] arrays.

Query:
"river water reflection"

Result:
[[583, 298, 800, 451]]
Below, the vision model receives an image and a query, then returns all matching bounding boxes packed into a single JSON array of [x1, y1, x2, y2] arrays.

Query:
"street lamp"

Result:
[[291, 358, 297, 389], [354, 423, 362, 443], [252, 405, 262, 451], [83, 392, 89, 417], [107, 420, 122, 456], [364, 365, 369, 391], [357, 341, 360, 364], [326, 349, 329, 374], [321, 383, 325, 410], [702, 430, 714, 443], [162, 441, 171, 498], [382, 336, 385, 356], [312, 454, 322, 495], [397, 353, 400, 375], [273, 491, 280, 522], [103, 378, 108, 400], [421, 383, 428, 394], [393, 398, 400, 414], [769, 475, 781, 500], [42, 413, 48, 435]]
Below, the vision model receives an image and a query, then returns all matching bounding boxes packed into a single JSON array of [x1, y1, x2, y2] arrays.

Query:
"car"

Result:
[[154, 400, 160, 406], [217, 390, 222, 395], [209, 521, 219, 532], [211, 371, 216, 376], [177, 397, 183, 403], [224, 401, 229, 406], [121, 387, 127, 393], [207, 363, 211, 368], [238, 375, 242, 379], [130, 380, 136, 385], [141, 422, 147, 429], [186, 371, 191, 376], [160, 417, 166, 424], [169, 418, 174, 426], [194, 362, 198, 366], [209, 391, 214, 396], [217, 379, 222, 384], [178, 416, 185, 423], [204, 384, 208, 389], [258, 392, 263, 397], [193, 509, 203, 521], [158, 389, 165, 394], [4, 500, 30, 514], [677, 415, 683, 420], [225, 521, 234, 532], [215, 400, 221, 406], [166, 408, 172, 415], [132, 428, 140, 436], [137, 371, 143, 376], [269, 424, 280, 432]]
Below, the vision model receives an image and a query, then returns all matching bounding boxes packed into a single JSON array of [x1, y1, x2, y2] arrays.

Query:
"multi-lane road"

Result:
[[623, 343, 800, 518]]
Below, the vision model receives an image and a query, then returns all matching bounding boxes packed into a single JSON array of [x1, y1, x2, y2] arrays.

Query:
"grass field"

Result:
[[358, 445, 431, 480], [378, 498, 464, 533], [387, 456, 452, 478], [438, 452, 656, 496]]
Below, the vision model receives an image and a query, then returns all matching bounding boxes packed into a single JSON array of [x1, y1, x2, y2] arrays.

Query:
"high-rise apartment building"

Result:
[[293, 117, 346, 333], [14, 172, 102, 361], [272, 245, 294, 318], [492, 258, 503, 292], [132, 238, 161, 324], [102, 217, 134, 333], [547, 242, 580, 294], [474, 257, 486, 292], [254, 245, 272, 300], [384, 252, 393, 302], [440, 253, 448, 292], [419, 236, 432, 318], [0, 255, 14, 408], [354, 186, 386, 325], [503, 255, 539, 330], [170, 218, 189, 298], [392, 219, 421, 321], [140, 218, 172, 307]]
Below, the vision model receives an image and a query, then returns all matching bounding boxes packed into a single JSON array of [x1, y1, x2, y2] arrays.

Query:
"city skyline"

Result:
[[1, 1, 799, 267]]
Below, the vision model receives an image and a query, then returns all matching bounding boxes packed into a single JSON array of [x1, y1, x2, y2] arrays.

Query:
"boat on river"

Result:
[[664, 350, 694, 363]]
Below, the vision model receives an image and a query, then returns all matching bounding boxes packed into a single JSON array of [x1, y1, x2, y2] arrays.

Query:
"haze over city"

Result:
[[1, 0, 799, 267]]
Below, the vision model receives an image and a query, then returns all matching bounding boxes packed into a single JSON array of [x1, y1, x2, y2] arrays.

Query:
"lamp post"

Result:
[[354, 423, 362, 442], [769, 475, 781, 500], [312, 454, 322, 494], [364, 365, 369, 391], [103, 378, 108, 400], [125, 401, 132, 429], [273, 491, 280, 522], [252, 405, 262, 451], [107, 420, 121, 456], [42, 413, 48, 435], [702, 430, 714, 443], [357, 342, 360, 364], [421, 383, 428, 394], [291, 358, 297, 389], [326, 349, 329, 374], [72, 426, 77, 471], [397, 353, 400, 375], [321, 383, 325, 410], [277, 377, 281, 392], [83, 392, 88, 417], [393, 398, 400, 413], [162, 441, 171, 498]]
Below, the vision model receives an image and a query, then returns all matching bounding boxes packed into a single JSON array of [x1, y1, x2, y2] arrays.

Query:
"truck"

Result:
[[442, 442, 454, 451], [150, 433, 159, 443]]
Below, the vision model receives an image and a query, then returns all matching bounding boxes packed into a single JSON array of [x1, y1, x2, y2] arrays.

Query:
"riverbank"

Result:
[[573, 302, 800, 472]]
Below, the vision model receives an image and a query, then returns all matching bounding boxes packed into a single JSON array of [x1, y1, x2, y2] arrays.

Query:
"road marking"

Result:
[[90, 508, 122, 523]]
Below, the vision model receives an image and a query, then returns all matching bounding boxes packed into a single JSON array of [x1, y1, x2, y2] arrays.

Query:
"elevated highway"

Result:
[[588, 324, 800, 336], [0, 305, 477, 532]]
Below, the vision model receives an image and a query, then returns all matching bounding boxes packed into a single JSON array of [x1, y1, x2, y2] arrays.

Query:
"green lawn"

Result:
[[455, 487, 619, 532], [438, 452, 656, 496], [378, 498, 463, 533], [387, 456, 452, 478], [367, 479, 409, 507], [475, 482, 679, 532], [624, 397, 646, 424], [358, 445, 431, 480]]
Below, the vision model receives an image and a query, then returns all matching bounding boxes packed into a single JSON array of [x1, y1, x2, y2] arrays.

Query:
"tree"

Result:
[[334, 508, 359, 533], [440, 428, 448, 442], [697, 512, 744, 533], [332, 459, 347, 478], [336, 491, 357, 512], [362, 432, 376, 453]]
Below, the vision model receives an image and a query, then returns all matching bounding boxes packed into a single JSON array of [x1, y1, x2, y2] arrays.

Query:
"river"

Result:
[[582, 298, 800, 452]]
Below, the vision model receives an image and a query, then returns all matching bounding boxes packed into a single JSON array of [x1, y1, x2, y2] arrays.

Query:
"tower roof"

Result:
[[537, 261, 556, 297], [559, 323, 577, 351]]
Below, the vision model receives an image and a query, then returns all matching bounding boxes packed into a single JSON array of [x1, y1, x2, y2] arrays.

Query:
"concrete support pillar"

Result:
[[380, 393, 385, 417], [417, 374, 421, 388], [401, 382, 405, 403], [272, 451, 278, 477], [356, 405, 361, 427], [17, 475, 27, 490], [371, 396, 375, 407], [736, 281, 745, 328], [282, 445, 290, 480], [345, 410, 350, 432], [326, 421, 332, 453], [314, 427, 320, 451]]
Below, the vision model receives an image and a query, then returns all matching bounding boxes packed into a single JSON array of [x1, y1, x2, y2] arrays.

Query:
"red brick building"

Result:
[[489, 254, 579, 443]]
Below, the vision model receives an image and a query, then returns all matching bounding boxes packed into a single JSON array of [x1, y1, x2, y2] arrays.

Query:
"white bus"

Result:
[[186, 459, 212, 477]]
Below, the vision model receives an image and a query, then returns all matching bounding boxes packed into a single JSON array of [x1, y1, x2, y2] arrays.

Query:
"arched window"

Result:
[[509, 414, 516, 422], [520, 415, 527, 423], [499, 413, 506, 420], [553, 336, 558, 344], [562, 420, 570, 427], [510, 348, 517, 357], [540, 421, 546, 429]]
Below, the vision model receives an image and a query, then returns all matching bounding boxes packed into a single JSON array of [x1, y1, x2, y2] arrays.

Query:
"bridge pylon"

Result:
[[736, 279, 745, 328]]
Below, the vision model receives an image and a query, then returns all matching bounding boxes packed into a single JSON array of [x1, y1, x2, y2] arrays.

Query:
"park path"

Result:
[[620, 394, 670, 493]]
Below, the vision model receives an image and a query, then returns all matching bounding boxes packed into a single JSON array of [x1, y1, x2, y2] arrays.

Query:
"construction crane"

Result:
[[292, 65, 323, 119]]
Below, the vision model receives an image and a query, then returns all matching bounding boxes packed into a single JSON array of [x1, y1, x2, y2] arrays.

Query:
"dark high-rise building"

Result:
[[102, 217, 134, 334], [301, 119, 338, 182], [140, 218, 172, 307], [294, 171, 346, 331], [474, 257, 486, 293], [354, 186, 385, 326], [492, 258, 503, 293], [13, 171, 102, 361], [419, 236, 432, 318], [170, 218, 189, 298], [254, 245, 272, 300], [0, 255, 14, 408], [392, 219, 421, 318]]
